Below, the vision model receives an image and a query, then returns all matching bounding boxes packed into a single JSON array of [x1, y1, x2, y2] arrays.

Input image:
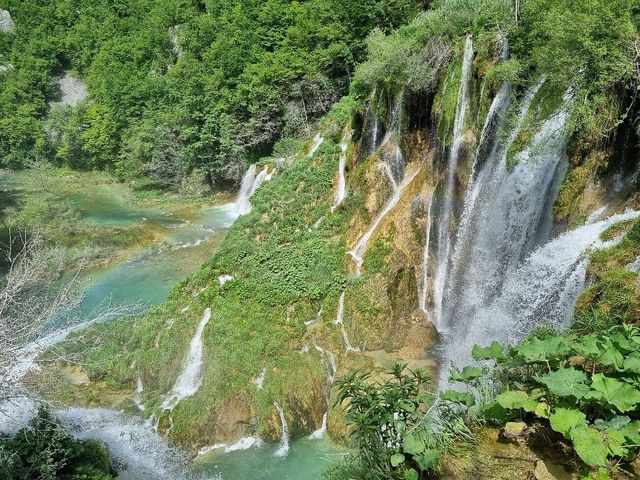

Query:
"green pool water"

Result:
[[197, 438, 348, 480]]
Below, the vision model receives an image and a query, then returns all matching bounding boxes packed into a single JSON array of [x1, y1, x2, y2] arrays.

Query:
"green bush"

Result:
[[0, 407, 114, 480]]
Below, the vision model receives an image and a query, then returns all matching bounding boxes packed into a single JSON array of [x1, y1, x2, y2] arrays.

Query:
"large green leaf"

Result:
[[569, 425, 608, 467], [472, 342, 506, 362], [589, 373, 640, 413], [597, 341, 624, 369], [495, 390, 537, 412], [414, 449, 441, 471], [404, 469, 419, 480], [619, 420, 640, 444], [517, 336, 569, 363], [572, 335, 600, 358], [439, 389, 475, 406], [403, 432, 426, 456], [450, 366, 483, 382], [605, 428, 626, 457], [622, 352, 640, 373], [549, 408, 586, 436], [536, 367, 590, 398], [390, 452, 405, 467]]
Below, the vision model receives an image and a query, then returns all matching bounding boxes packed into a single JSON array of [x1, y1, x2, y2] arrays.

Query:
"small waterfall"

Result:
[[255, 367, 266, 389], [308, 412, 328, 440], [273, 402, 290, 458], [134, 376, 145, 411], [161, 308, 211, 411], [308, 134, 324, 157], [418, 194, 434, 314], [331, 142, 348, 212], [433, 36, 474, 329], [380, 92, 407, 184], [334, 292, 359, 353], [349, 165, 421, 275], [235, 165, 271, 216], [365, 87, 382, 157]]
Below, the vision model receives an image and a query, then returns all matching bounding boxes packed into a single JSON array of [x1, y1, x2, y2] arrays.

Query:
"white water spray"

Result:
[[308, 412, 328, 440], [161, 308, 211, 411], [273, 402, 290, 458], [331, 142, 348, 212], [334, 292, 359, 353], [308, 134, 324, 157], [235, 165, 271, 216]]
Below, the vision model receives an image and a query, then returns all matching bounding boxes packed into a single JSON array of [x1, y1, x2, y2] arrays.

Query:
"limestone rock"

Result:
[[534, 460, 575, 480], [501, 421, 527, 442], [397, 309, 439, 358]]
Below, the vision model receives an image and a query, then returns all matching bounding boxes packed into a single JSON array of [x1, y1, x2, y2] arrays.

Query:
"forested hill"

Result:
[[0, 0, 419, 187]]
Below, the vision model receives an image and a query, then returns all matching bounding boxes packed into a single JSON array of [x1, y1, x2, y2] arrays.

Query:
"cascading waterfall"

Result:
[[418, 193, 434, 314], [308, 412, 328, 440], [439, 209, 640, 386], [161, 308, 211, 411], [433, 36, 474, 329], [349, 165, 421, 276], [442, 84, 567, 335], [235, 165, 271, 216], [331, 142, 348, 212], [308, 133, 324, 157], [273, 401, 290, 459], [334, 292, 359, 353]]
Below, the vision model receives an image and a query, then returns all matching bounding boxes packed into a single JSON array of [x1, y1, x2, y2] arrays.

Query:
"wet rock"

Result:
[[534, 460, 576, 480], [397, 309, 439, 358], [501, 421, 528, 442]]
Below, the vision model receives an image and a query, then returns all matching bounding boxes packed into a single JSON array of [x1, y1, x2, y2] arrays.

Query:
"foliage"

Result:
[[446, 324, 640, 472], [0, 407, 114, 479], [332, 364, 473, 479], [0, 0, 420, 185]]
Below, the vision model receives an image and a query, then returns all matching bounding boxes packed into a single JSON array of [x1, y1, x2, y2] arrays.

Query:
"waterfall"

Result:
[[433, 36, 474, 329], [273, 402, 290, 458], [308, 134, 324, 157], [380, 92, 407, 184], [349, 165, 421, 275], [439, 209, 640, 386], [331, 142, 348, 212], [134, 376, 145, 411], [235, 165, 271, 216], [308, 412, 328, 440], [418, 194, 434, 314], [255, 367, 266, 389], [334, 292, 359, 353], [161, 308, 211, 411]]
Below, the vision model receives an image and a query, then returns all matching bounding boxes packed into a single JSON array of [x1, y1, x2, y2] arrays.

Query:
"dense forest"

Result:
[[0, 0, 419, 188]]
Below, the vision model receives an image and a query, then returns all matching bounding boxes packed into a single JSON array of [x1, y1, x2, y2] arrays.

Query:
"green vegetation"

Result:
[[353, 0, 638, 152], [56, 141, 360, 445], [0, 408, 114, 480], [0, 0, 419, 188], [326, 365, 473, 480]]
